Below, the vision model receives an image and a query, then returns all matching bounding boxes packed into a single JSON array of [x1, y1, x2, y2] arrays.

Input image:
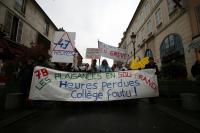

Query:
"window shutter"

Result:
[[4, 11, 13, 36], [22, 0, 26, 13], [15, 0, 26, 13], [196, 5, 200, 31], [16, 20, 23, 43]]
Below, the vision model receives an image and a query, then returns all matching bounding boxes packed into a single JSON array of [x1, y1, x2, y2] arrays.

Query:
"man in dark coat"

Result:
[[191, 60, 200, 80]]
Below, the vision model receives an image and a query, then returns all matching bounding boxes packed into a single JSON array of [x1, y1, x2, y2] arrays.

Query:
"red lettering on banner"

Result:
[[41, 69, 48, 77], [118, 71, 132, 78], [34, 68, 49, 79], [138, 74, 158, 91], [109, 51, 127, 60]]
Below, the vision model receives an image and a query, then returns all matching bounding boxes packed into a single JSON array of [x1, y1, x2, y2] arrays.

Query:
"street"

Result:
[[0, 100, 199, 133]]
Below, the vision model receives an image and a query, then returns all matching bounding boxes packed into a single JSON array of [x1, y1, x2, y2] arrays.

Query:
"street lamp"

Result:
[[130, 32, 136, 59]]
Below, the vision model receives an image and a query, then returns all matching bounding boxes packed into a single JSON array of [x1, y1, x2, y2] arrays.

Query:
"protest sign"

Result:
[[86, 48, 100, 59], [51, 31, 76, 63], [29, 66, 159, 102], [98, 41, 128, 62]]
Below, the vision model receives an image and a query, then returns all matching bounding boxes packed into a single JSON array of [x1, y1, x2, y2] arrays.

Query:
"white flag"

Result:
[[98, 41, 128, 62]]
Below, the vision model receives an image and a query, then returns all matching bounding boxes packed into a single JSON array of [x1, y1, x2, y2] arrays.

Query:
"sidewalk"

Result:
[[147, 97, 200, 131], [1, 98, 200, 130], [0, 101, 56, 128], [0, 108, 37, 128]]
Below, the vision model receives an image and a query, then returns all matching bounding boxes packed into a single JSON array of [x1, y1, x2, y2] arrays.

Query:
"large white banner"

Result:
[[29, 66, 159, 102], [51, 31, 76, 63], [98, 41, 128, 62], [86, 48, 100, 59]]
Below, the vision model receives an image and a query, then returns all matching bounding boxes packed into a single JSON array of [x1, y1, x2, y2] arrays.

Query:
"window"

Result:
[[145, 1, 150, 17], [0, 60, 3, 75], [155, 0, 160, 5], [169, 34, 175, 48], [15, 0, 26, 13], [4, 11, 13, 35], [44, 20, 49, 36], [16, 21, 23, 43], [141, 28, 145, 41], [147, 20, 152, 34], [140, 11, 144, 24], [155, 9, 162, 26], [4, 11, 23, 43], [145, 49, 153, 57], [167, 0, 175, 14], [160, 34, 184, 61], [195, 5, 200, 32], [168, 0, 185, 15]]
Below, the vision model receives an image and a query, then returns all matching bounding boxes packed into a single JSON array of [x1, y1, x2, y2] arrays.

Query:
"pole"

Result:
[[133, 41, 136, 59], [132, 40, 136, 59], [99, 58, 101, 67], [98, 39, 101, 67]]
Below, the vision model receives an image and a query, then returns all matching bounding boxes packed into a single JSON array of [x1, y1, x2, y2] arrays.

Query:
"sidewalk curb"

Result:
[[155, 104, 200, 131], [141, 99, 200, 131], [0, 110, 37, 128]]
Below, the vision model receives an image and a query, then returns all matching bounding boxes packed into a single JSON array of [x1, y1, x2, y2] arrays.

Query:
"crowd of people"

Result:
[[1, 55, 166, 108], [12, 55, 162, 107], [53, 59, 130, 73]]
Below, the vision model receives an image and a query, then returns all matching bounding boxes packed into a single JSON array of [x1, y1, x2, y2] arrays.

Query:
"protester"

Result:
[[78, 63, 89, 72], [145, 57, 159, 104], [125, 63, 131, 70], [19, 58, 35, 107], [191, 60, 200, 80], [114, 62, 122, 71], [113, 62, 128, 71], [121, 64, 128, 71], [145, 57, 159, 75], [111, 63, 117, 72], [66, 63, 73, 72], [85, 63, 90, 72], [36, 55, 48, 67], [99, 59, 112, 72], [89, 59, 98, 72]]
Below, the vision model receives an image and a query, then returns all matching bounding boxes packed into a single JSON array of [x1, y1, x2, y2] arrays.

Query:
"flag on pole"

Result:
[[98, 41, 128, 62]]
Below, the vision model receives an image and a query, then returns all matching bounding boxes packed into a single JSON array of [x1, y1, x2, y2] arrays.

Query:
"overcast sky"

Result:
[[35, 0, 140, 65]]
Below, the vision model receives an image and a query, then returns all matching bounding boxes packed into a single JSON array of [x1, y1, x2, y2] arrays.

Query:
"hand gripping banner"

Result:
[[29, 66, 159, 102]]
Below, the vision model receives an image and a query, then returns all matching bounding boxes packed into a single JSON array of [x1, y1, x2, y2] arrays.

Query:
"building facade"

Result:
[[0, 0, 83, 84], [119, 0, 200, 79], [0, 0, 57, 48]]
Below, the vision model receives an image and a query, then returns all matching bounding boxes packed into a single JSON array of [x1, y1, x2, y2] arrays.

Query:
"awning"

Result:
[[0, 39, 9, 54], [0, 38, 27, 57], [188, 36, 200, 49], [0, 39, 8, 49]]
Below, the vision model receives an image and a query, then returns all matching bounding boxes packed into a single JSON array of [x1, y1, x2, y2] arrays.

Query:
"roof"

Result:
[[120, 0, 144, 45], [33, 0, 58, 30]]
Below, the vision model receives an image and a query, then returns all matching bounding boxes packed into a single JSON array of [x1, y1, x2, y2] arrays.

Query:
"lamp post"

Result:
[[130, 32, 136, 59]]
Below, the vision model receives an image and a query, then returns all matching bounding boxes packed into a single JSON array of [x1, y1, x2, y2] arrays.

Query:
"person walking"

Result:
[[145, 57, 159, 104], [19, 58, 35, 107], [145, 57, 159, 75], [89, 59, 98, 72], [99, 59, 112, 72]]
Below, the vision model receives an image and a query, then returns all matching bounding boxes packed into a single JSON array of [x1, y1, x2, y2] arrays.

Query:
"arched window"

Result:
[[160, 34, 187, 79], [144, 49, 153, 57], [160, 34, 185, 64]]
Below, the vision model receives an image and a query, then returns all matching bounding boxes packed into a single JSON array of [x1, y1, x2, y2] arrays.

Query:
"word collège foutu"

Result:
[[29, 66, 159, 102]]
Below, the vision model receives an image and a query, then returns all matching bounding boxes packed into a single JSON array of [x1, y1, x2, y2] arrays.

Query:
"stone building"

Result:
[[0, 0, 57, 49], [0, 0, 83, 84], [119, 0, 200, 79]]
